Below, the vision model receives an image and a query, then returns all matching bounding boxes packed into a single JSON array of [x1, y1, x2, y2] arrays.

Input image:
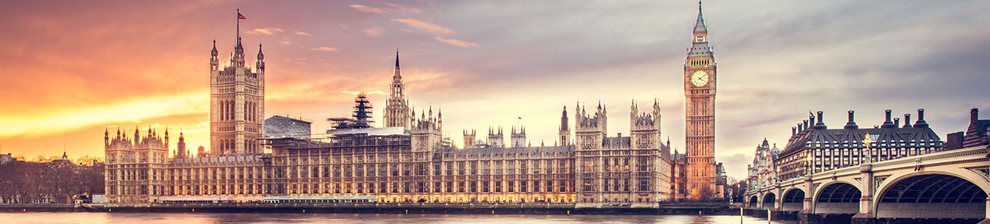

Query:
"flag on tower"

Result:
[[238, 12, 246, 20]]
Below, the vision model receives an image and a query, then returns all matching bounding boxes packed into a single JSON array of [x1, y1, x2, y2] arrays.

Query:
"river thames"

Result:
[[0, 212, 791, 224]]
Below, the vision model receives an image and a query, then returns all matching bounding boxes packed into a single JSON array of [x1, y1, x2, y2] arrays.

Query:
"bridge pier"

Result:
[[981, 197, 990, 224], [752, 209, 768, 218], [772, 210, 797, 220], [798, 212, 817, 224], [800, 175, 814, 224], [851, 164, 875, 224]]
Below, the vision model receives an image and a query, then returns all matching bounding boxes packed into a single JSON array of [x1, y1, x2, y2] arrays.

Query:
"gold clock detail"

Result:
[[691, 71, 709, 87]]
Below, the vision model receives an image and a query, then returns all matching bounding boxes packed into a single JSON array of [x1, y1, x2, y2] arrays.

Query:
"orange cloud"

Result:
[[363, 26, 384, 38], [350, 4, 386, 14], [246, 27, 284, 35], [434, 36, 477, 48], [392, 18, 455, 36], [309, 47, 338, 52], [0, 91, 208, 138], [293, 31, 311, 36]]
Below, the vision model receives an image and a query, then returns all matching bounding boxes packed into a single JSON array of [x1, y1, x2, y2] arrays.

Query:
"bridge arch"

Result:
[[811, 180, 862, 204], [762, 192, 777, 210], [873, 169, 989, 220], [748, 195, 759, 209], [813, 181, 861, 215], [781, 188, 805, 212]]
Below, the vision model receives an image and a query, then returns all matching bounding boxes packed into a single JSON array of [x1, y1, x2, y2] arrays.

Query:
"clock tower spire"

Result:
[[684, 0, 717, 201]]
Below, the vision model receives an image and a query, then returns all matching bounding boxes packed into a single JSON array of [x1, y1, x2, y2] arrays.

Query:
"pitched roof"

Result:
[[780, 118, 942, 157]]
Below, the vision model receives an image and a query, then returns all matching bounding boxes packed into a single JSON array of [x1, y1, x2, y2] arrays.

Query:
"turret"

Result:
[[559, 106, 570, 146], [256, 43, 265, 71], [511, 125, 526, 147], [463, 129, 476, 148], [630, 99, 662, 150], [134, 127, 139, 145], [652, 99, 662, 129], [210, 40, 219, 71], [630, 100, 638, 128], [177, 132, 187, 158], [231, 33, 245, 67], [487, 126, 504, 147], [574, 102, 607, 150]]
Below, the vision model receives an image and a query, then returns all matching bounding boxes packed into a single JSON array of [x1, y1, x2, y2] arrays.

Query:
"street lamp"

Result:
[[863, 133, 878, 164]]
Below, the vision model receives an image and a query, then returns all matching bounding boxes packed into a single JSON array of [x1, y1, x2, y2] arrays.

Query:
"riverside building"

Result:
[[775, 110, 943, 181], [103, 7, 729, 206]]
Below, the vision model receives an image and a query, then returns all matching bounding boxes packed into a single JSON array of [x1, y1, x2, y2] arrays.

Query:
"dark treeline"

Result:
[[0, 159, 104, 204]]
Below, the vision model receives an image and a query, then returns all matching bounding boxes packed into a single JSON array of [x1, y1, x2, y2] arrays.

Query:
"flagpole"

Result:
[[236, 8, 240, 40]]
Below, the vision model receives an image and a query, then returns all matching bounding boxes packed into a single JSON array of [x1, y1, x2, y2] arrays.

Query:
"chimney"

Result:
[[903, 114, 912, 128], [915, 109, 929, 128], [791, 127, 797, 136], [972, 108, 979, 123], [894, 118, 900, 128], [815, 111, 825, 128], [882, 109, 894, 128], [844, 110, 858, 129]]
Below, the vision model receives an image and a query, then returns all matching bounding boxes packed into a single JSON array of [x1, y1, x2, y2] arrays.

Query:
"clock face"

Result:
[[691, 71, 709, 87]]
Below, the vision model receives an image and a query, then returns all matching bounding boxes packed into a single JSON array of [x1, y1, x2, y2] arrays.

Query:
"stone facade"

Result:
[[210, 31, 265, 155], [102, 6, 721, 206], [573, 101, 672, 207], [683, 2, 718, 201], [745, 139, 778, 192], [103, 128, 170, 204]]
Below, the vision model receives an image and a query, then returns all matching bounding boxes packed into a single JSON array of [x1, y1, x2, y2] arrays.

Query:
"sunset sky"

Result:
[[1, 0, 987, 179]]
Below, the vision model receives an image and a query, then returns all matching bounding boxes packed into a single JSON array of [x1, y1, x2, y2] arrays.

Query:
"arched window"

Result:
[[220, 101, 226, 120]]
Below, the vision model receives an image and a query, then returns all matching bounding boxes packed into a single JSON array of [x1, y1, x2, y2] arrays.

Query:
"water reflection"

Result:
[[0, 212, 795, 224]]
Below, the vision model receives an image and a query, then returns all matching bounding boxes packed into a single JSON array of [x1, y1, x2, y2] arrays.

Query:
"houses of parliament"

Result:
[[103, 4, 727, 206]]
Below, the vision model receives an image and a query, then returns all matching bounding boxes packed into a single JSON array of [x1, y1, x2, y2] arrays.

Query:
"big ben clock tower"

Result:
[[684, 1, 717, 201]]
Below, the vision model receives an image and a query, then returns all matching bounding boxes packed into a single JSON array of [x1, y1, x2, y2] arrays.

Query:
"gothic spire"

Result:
[[211, 40, 218, 56], [694, 1, 708, 33], [389, 49, 404, 100], [257, 43, 264, 60]]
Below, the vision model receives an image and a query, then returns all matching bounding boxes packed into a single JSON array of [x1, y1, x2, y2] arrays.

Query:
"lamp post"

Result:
[[863, 133, 878, 164]]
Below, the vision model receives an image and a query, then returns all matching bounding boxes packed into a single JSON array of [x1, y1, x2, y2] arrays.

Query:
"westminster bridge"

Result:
[[744, 145, 990, 224]]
